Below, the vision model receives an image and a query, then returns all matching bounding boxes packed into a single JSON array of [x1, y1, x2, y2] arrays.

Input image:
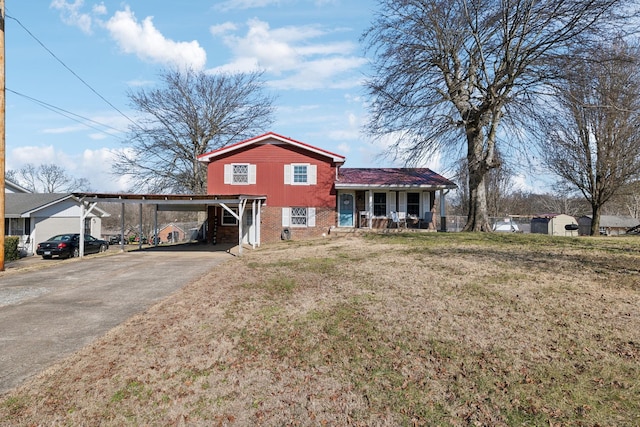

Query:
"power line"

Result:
[[7, 88, 129, 139], [6, 12, 141, 130]]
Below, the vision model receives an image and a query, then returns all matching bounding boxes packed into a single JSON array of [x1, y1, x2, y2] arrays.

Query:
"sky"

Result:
[[4, 0, 543, 193]]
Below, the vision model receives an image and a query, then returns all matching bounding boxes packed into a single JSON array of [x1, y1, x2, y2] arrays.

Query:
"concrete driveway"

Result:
[[0, 244, 235, 395]]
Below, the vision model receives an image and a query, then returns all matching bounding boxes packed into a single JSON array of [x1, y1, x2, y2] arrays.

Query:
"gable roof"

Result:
[[335, 168, 457, 189], [580, 215, 640, 228], [5, 193, 110, 218], [197, 132, 346, 163], [5, 179, 31, 193]]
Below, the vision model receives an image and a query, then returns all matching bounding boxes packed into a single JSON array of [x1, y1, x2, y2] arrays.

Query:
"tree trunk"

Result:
[[463, 165, 492, 231], [462, 121, 494, 232], [590, 204, 602, 236]]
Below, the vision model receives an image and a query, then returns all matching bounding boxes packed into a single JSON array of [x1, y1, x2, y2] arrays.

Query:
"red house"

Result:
[[198, 132, 456, 246]]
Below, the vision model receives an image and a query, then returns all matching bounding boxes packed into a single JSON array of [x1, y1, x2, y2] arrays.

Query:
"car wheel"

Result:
[[72, 248, 79, 258], [99, 244, 107, 253]]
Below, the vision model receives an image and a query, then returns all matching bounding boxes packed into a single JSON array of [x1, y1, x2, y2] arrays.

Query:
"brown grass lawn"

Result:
[[1, 232, 640, 426]]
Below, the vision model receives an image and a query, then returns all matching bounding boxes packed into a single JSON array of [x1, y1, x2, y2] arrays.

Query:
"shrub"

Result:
[[4, 236, 20, 261]]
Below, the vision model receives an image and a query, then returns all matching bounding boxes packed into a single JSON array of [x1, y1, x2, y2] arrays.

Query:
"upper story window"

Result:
[[224, 164, 256, 185], [293, 165, 308, 183], [232, 164, 249, 184], [284, 164, 317, 185]]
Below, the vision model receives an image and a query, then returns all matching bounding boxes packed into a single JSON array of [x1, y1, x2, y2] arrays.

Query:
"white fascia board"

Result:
[[198, 134, 345, 163]]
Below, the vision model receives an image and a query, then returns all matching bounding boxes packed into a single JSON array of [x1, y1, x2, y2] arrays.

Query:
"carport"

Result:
[[72, 193, 267, 257]]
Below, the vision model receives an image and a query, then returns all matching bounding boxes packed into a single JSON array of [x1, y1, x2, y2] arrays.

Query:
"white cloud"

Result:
[[214, 0, 284, 12], [7, 146, 131, 192], [210, 22, 237, 36], [105, 6, 207, 71], [92, 2, 107, 15], [214, 0, 338, 11], [209, 18, 367, 90], [50, 0, 94, 34]]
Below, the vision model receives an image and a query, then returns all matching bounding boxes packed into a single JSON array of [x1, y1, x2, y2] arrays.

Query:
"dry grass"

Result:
[[1, 232, 640, 426]]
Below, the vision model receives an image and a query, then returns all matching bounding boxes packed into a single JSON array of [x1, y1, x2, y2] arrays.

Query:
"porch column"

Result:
[[439, 190, 447, 232], [368, 190, 373, 228]]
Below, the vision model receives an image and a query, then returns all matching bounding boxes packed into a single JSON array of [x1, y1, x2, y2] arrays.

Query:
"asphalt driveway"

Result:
[[0, 244, 235, 395]]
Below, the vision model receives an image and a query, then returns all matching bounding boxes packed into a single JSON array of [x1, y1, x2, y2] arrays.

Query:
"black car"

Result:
[[36, 233, 109, 259]]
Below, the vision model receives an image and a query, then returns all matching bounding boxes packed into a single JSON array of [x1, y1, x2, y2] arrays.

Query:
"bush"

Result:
[[4, 236, 20, 262]]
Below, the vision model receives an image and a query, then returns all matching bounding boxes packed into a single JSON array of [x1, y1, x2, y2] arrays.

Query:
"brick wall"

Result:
[[208, 205, 337, 245]]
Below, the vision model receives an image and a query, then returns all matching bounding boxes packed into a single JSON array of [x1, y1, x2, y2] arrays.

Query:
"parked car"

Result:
[[36, 233, 109, 259], [109, 235, 122, 245]]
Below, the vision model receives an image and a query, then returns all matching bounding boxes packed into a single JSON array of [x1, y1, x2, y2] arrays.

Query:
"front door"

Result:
[[338, 193, 354, 227]]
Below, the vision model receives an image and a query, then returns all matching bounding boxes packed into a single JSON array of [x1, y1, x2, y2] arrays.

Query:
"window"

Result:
[[293, 165, 307, 183], [282, 207, 316, 227], [284, 164, 317, 185], [8, 218, 24, 236], [224, 164, 256, 185], [222, 208, 238, 225], [373, 193, 387, 216], [291, 207, 308, 226], [407, 192, 420, 216], [232, 164, 249, 184]]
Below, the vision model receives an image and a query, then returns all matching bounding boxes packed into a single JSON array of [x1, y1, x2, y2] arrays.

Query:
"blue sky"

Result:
[[5, 0, 541, 193]]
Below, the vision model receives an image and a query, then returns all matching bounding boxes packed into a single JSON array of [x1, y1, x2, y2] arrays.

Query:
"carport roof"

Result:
[[72, 193, 267, 211]]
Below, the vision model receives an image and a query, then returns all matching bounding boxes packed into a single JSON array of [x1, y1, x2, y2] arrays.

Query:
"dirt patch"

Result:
[[1, 233, 639, 426]]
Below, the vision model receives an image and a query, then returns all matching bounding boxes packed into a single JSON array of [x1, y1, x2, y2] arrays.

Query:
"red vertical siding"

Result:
[[206, 142, 337, 208]]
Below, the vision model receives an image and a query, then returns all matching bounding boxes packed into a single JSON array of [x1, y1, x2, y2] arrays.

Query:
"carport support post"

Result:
[[138, 203, 143, 250], [79, 202, 85, 257], [153, 204, 158, 247], [120, 203, 125, 251]]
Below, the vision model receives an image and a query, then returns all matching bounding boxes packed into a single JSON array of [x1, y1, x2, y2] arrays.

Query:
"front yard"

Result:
[[1, 232, 639, 426]]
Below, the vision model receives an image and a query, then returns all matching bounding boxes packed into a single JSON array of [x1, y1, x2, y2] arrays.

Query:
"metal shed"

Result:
[[531, 214, 579, 236]]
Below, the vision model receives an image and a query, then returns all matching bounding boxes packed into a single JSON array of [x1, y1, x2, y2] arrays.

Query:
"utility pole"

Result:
[[0, 0, 5, 271]]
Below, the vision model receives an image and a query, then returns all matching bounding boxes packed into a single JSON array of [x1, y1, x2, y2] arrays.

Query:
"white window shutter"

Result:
[[399, 192, 407, 212], [248, 164, 257, 184], [282, 207, 290, 226], [308, 207, 316, 227], [388, 192, 396, 214], [309, 165, 317, 184], [284, 164, 291, 184], [224, 164, 232, 184]]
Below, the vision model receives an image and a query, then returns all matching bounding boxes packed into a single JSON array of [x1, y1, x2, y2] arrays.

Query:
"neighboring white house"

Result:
[[5, 180, 109, 255], [578, 215, 640, 236]]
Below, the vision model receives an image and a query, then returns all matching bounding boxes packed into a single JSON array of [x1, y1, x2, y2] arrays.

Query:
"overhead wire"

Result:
[[6, 88, 128, 139], [5, 11, 142, 134]]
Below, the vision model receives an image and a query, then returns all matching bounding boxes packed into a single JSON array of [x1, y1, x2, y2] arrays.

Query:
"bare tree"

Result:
[[7, 163, 93, 193], [114, 69, 275, 194], [363, 0, 632, 231], [539, 39, 640, 235]]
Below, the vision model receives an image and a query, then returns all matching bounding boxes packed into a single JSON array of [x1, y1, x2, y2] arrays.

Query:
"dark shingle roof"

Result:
[[5, 193, 72, 217], [336, 168, 457, 188]]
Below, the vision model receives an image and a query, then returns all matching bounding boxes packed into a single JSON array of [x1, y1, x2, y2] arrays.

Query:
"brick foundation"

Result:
[[207, 205, 337, 245]]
